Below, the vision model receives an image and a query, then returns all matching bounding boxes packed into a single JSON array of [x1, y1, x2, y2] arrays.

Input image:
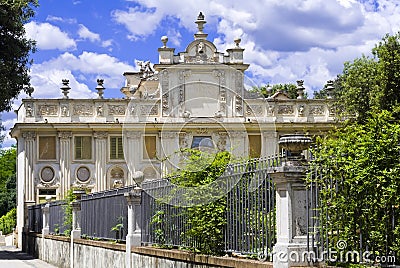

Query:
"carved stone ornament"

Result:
[[94, 131, 108, 139], [298, 105, 305, 116], [108, 104, 126, 115], [40, 166, 55, 183], [125, 131, 141, 139], [76, 166, 91, 183], [267, 105, 274, 116], [22, 131, 36, 140], [161, 131, 177, 139], [38, 105, 58, 116], [73, 103, 94, 116], [25, 103, 34, 117], [309, 105, 325, 115], [235, 95, 243, 113], [96, 105, 104, 116], [278, 105, 294, 115], [246, 105, 263, 116], [61, 104, 70, 117], [58, 131, 72, 139], [140, 104, 158, 116]]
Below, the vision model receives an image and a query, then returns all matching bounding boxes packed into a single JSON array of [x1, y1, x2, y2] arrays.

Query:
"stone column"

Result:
[[59, 131, 72, 199], [17, 135, 25, 248], [268, 134, 312, 268], [94, 132, 108, 192], [160, 131, 179, 176], [262, 131, 278, 157], [124, 131, 141, 185], [22, 131, 36, 202], [125, 187, 142, 268]]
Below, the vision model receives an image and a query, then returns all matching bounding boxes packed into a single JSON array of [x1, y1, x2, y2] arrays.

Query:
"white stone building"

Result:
[[10, 13, 335, 246]]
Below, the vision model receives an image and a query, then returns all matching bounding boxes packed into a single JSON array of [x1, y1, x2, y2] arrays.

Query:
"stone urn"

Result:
[[278, 134, 312, 163]]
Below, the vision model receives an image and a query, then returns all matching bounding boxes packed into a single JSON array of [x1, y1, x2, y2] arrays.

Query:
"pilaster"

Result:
[[58, 131, 72, 199], [160, 131, 179, 176], [262, 131, 278, 157], [94, 132, 108, 192], [124, 131, 141, 185], [22, 131, 36, 202]]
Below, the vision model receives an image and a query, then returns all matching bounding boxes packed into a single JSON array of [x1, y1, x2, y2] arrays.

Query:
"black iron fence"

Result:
[[306, 165, 399, 266], [141, 155, 281, 258], [49, 201, 66, 234], [80, 186, 133, 241], [28, 204, 42, 233]]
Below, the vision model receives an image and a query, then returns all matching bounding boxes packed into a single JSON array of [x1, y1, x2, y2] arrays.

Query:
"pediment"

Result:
[[184, 40, 219, 63]]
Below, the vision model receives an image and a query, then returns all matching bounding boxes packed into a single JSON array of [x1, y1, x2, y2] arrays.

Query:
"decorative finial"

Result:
[[325, 80, 335, 99], [195, 12, 207, 35], [25, 86, 34, 98], [234, 38, 241, 47], [296, 80, 305, 99], [60, 79, 70, 99], [161, 36, 168, 48], [266, 84, 273, 97], [96, 79, 105, 99]]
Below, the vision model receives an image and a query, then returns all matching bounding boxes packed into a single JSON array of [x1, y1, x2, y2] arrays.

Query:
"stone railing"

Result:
[[19, 98, 335, 124]]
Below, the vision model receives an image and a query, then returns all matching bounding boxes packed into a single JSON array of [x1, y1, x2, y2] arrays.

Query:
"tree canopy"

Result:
[[332, 33, 400, 122], [252, 83, 306, 99], [0, 0, 37, 112], [0, 146, 17, 217], [309, 32, 400, 258]]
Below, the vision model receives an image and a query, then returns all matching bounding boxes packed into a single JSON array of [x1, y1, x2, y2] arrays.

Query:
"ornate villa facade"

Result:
[[11, 13, 336, 244]]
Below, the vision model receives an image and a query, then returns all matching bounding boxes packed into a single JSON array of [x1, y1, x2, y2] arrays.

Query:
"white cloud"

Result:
[[78, 24, 100, 42], [46, 15, 77, 24], [30, 51, 135, 94], [25, 21, 76, 50]]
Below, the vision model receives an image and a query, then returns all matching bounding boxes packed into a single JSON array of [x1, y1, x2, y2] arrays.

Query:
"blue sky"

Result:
[[2, 0, 399, 147]]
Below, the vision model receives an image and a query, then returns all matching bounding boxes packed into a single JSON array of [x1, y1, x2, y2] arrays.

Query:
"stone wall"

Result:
[[25, 233, 271, 268]]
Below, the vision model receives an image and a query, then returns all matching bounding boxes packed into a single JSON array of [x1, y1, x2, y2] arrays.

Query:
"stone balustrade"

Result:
[[20, 98, 335, 124]]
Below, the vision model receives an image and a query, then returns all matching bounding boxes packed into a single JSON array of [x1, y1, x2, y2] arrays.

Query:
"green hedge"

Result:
[[0, 208, 16, 235]]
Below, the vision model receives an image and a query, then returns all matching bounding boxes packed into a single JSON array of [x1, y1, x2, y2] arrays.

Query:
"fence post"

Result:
[[268, 134, 312, 268], [42, 197, 51, 235], [124, 186, 143, 268], [41, 197, 51, 261], [70, 201, 81, 268]]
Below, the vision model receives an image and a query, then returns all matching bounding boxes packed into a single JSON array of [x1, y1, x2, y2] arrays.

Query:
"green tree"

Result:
[[252, 83, 306, 99], [0, 0, 37, 112], [161, 149, 231, 255], [332, 32, 400, 122], [309, 110, 400, 255], [0, 146, 17, 217]]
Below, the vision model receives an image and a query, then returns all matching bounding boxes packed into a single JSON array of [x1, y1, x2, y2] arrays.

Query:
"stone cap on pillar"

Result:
[[124, 187, 142, 205], [71, 201, 81, 211]]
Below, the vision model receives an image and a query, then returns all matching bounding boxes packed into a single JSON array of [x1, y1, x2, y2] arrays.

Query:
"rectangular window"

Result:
[[38, 136, 56, 160], [110, 136, 124, 160], [74, 136, 92, 160], [38, 189, 57, 203], [248, 134, 261, 158], [143, 135, 157, 159]]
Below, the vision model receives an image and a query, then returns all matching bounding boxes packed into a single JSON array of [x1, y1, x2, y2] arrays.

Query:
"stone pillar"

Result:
[[125, 187, 142, 268], [125, 131, 142, 185], [94, 132, 108, 192], [262, 131, 278, 157], [268, 134, 312, 268], [22, 131, 36, 202], [42, 197, 51, 235], [59, 131, 72, 199], [17, 135, 26, 248], [70, 201, 81, 268], [160, 131, 179, 176]]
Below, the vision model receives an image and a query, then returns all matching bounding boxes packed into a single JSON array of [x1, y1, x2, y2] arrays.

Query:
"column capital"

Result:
[[58, 131, 72, 139], [94, 131, 108, 139], [22, 131, 36, 140], [125, 131, 141, 139], [160, 131, 178, 139]]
